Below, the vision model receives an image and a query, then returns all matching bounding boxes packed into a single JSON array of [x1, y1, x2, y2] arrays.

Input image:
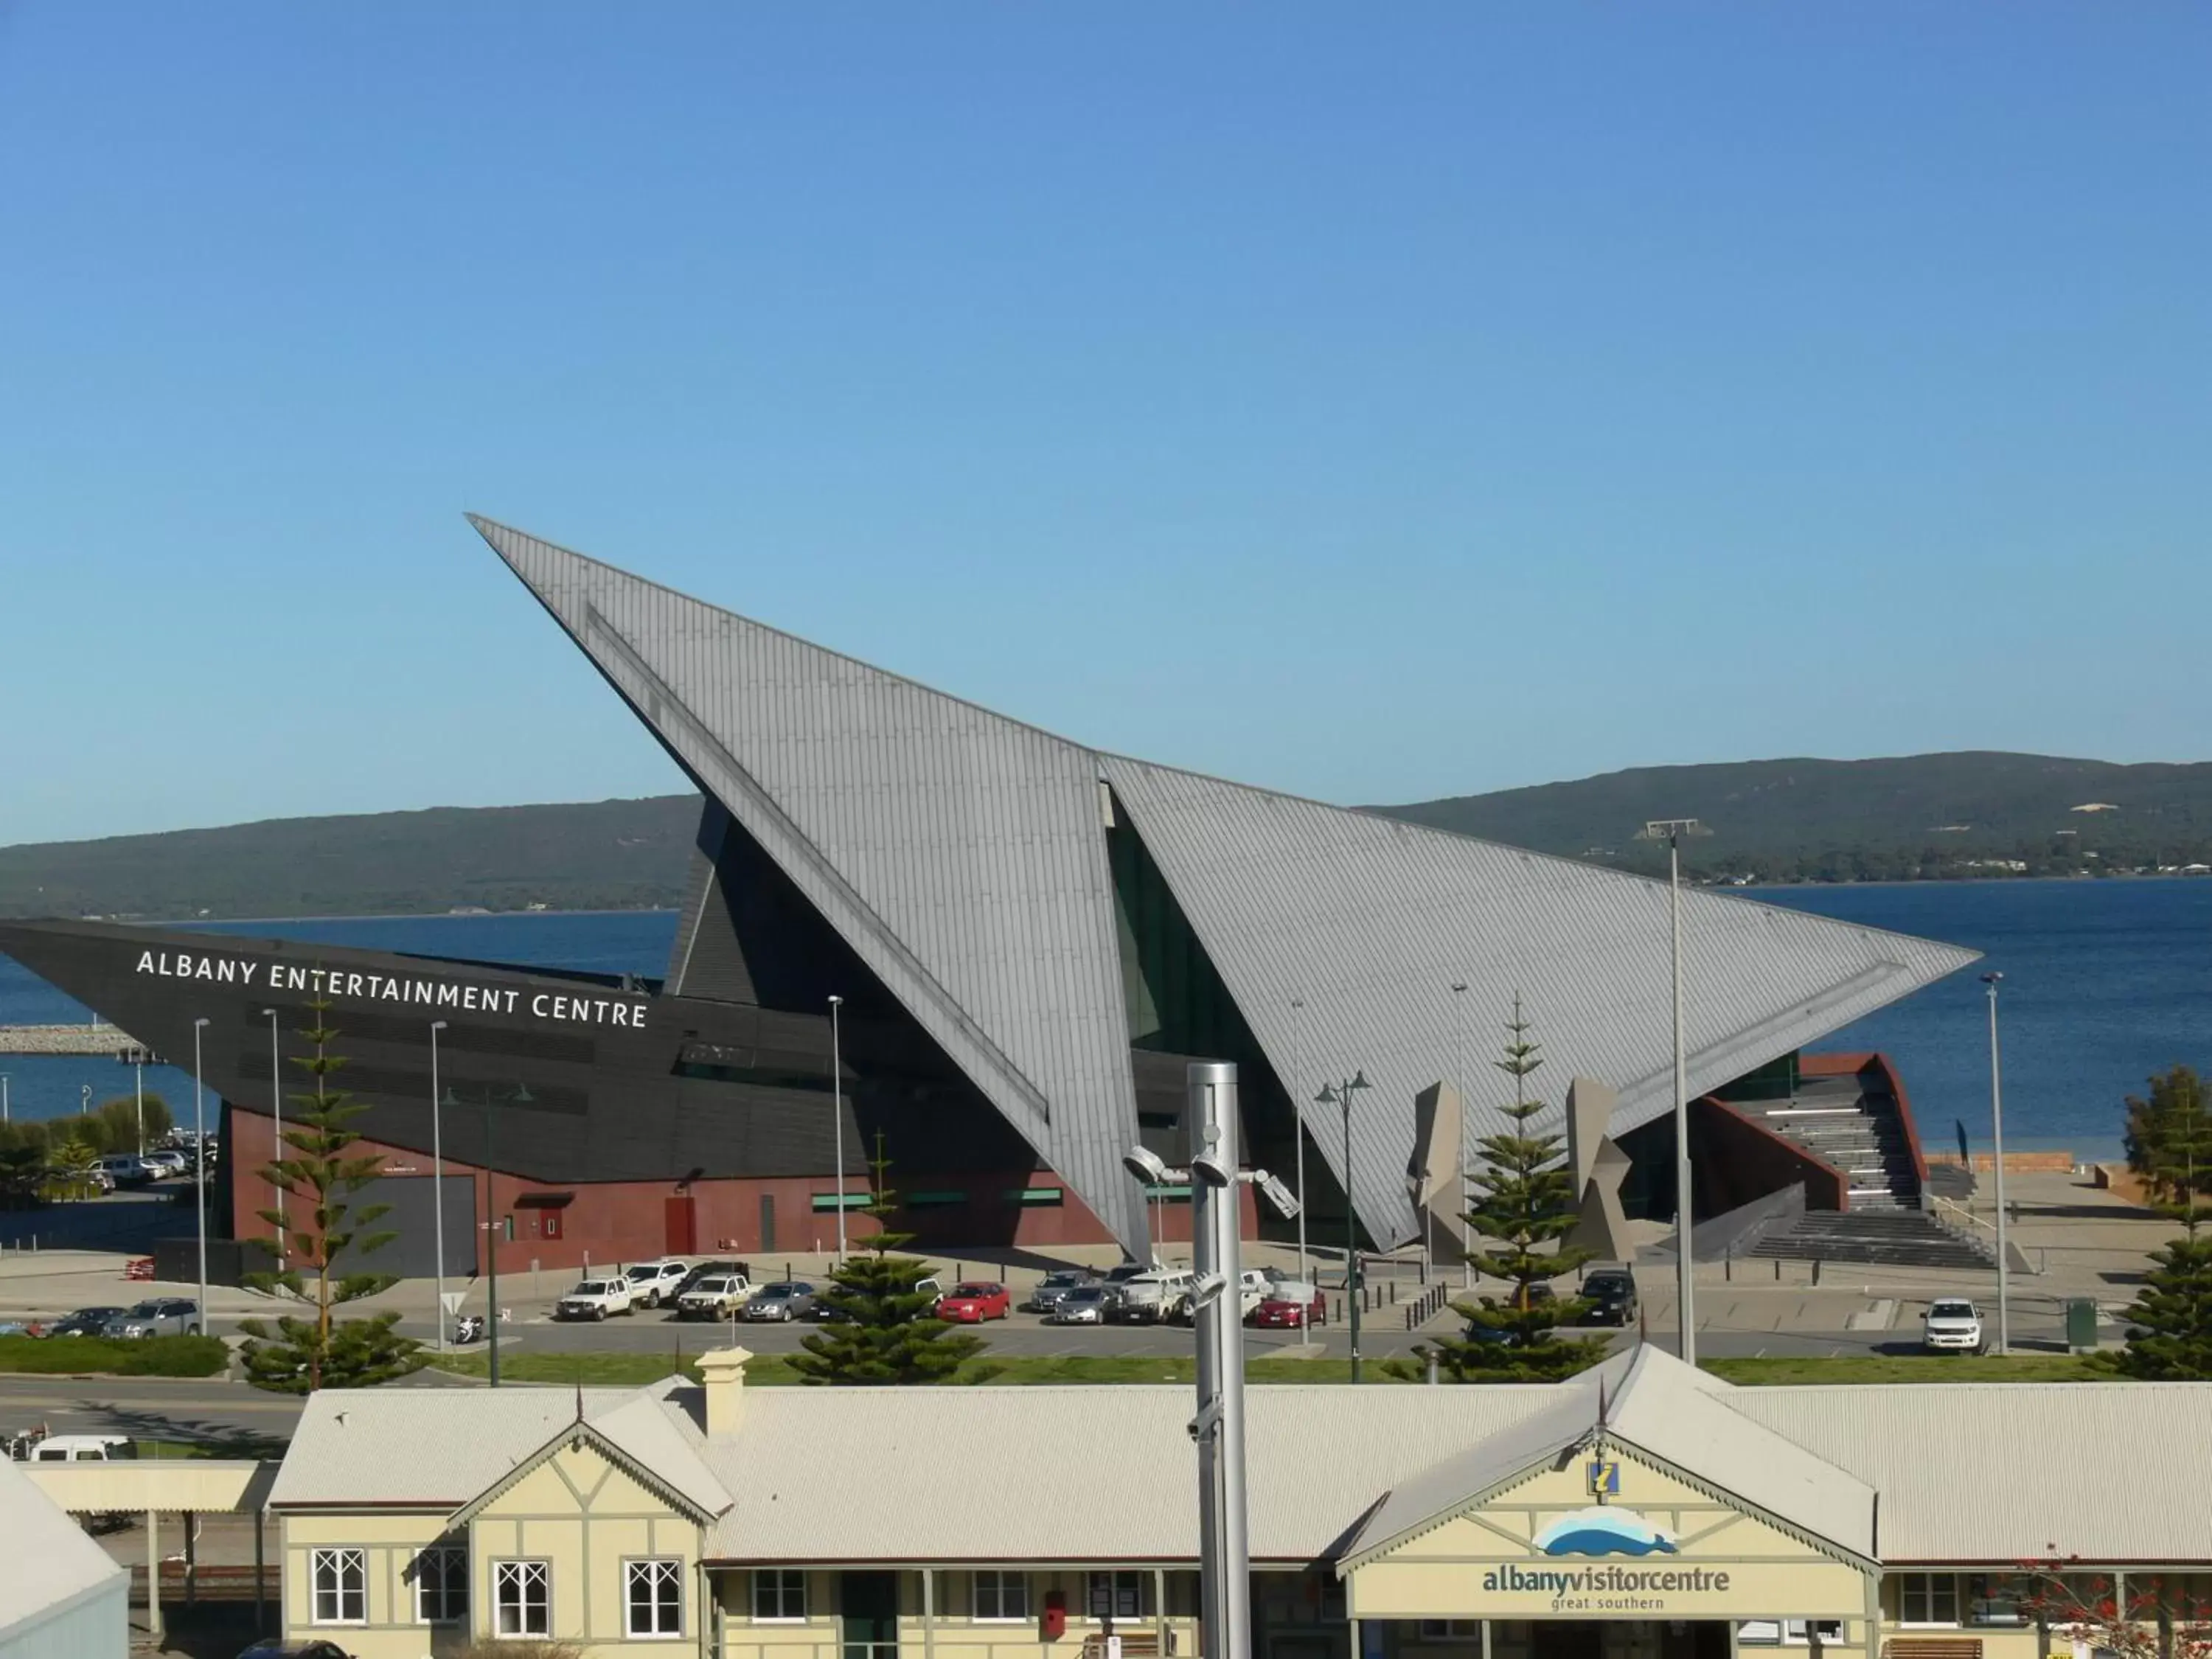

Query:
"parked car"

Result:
[[673, 1259, 747, 1300], [105, 1298, 200, 1338], [623, 1260, 692, 1309], [1104, 1262, 1150, 1284], [1248, 1281, 1324, 1329], [141, 1150, 188, 1177], [742, 1281, 817, 1322], [554, 1277, 636, 1321], [674, 1274, 753, 1321], [237, 1640, 358, 1659], [936, 1282, 1011, 1323], [47, 1306, 128, 1338], [27, 1434, 136, 1463], [1114, 1269, 1194, 1325], [1581, 1269, 1639, 1326], [1046, 1283, 1123, 1326], [1022, 1269, 1096, 1315], [94, 1154, 154, 1186], [1923, 1297, 1986, 1354]]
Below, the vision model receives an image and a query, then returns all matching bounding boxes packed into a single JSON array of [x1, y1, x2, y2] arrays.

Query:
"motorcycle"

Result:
[[451, 1315, 486, 1345]]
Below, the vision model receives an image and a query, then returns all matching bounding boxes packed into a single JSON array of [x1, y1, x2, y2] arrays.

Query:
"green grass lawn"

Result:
[[0, 1334, 228, 1377], [1703, 1352, 2102, 1385], [426, 1347, 2109, 1390]]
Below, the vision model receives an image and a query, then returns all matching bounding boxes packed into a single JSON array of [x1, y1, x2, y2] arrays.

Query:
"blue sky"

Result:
[[2, 4, 2205, 848]]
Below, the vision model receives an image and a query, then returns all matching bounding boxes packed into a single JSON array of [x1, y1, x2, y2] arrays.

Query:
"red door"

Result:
[[664, 1195, 698, 1255]]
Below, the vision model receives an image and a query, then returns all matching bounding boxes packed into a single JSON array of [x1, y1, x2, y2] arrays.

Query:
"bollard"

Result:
[[1812, 1259, 1823, 1286], [1725, 1251, 1732, 1283], [1775, 1257, 1782, 1282], [1389, 1281, 1397, 1305]]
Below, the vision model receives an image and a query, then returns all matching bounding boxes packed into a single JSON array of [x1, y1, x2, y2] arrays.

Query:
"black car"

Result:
[[237, 1640, 355, 1659], [1581, 1270, 1638, 1326], [48, 1307, 128, 1338]]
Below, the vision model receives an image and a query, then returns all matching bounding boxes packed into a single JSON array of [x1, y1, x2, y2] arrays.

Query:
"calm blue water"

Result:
[[3, 884, 2205, 1159]]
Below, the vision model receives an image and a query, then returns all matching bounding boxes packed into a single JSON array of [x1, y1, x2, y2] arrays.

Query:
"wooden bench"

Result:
[[1884, 1640, 1983, 1659]]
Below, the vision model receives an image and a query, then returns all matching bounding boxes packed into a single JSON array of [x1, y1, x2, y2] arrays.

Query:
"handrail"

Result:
[[1927, 1193, 1997, 1237]]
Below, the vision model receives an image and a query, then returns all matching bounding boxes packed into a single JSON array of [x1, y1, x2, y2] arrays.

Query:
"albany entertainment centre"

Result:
[[0, 518, 1978, 1276]]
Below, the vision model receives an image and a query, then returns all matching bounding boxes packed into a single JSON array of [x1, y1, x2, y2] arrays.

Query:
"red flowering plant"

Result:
[[2015, 1556, 2212, 1659]]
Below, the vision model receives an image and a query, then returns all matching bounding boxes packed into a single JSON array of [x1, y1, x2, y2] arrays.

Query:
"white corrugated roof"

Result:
[[1730, 1383, 2212, 1563], [0, 1454, 128, 1641]]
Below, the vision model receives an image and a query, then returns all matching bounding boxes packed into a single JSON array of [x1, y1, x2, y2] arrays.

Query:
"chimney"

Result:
[[695, 1346, 753, 1438]]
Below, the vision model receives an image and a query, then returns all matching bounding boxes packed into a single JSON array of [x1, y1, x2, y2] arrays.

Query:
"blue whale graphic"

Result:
[[1540, 1527, 1680, 1557]]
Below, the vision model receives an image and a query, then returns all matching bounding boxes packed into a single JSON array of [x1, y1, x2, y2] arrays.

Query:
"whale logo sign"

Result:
[[1534, 1507, 1679, 1558]]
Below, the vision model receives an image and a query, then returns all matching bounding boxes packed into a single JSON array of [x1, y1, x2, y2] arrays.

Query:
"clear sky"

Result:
[[1, 4, 2205, 849]]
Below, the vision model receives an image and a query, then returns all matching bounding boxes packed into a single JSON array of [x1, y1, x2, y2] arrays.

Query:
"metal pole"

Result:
[[1188, 1061, 1250, 1659], [265, 1009, 284, 1263], [1985, 973, 2010, 1354], [1453, 980, 1470, 1287], [1291, 997, 1307, 1284], [192, 1018, 210, 1329], [828, 995, 847, 1262], [1343, 1084, 1361, 1382], [484, 1096, 501, 1388], [134, 1059, 145, 1155], [1670, 833, 1695, 1367], [431, 1021, 448, 1352], [1, 1074, 8, 1124]]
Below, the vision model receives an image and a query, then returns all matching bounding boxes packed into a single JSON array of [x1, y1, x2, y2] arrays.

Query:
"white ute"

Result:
[[1921, 1297, 1986, 1354], [675, 1274, 753, 1321], [555, 1276, 636, 1321]]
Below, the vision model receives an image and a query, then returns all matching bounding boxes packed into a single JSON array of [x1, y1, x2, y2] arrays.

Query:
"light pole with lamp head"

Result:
[[1290, 996, 1307, 1284], [1982, 972, 2010, 1354], [1640, 818, 1706, 1365], [1452, 980, 1470, 1286], [191, 1018, 211, 1332], [1314, 1071, 1371, 1381], [827, 995, 848, 1262], [442, 1081, 532, 1386], [429, 1020, 448, 1352], [1, 1074, 8, 1124], [262, 1009, 284, 1265]]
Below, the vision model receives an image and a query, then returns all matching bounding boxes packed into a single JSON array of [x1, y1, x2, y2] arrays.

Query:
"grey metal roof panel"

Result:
[[1098, 755, 1980, 1244], [472, 517, 1147, 1248], [0, 1455, 128, 1639]]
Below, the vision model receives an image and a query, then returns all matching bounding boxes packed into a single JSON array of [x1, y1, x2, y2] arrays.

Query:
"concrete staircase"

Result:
[[1744, 1207, 1996, 1271], [1747, 1071, 1922, 1211]]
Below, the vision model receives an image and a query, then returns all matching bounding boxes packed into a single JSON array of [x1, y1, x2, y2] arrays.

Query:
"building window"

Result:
[[1088, 1571, 1154, 1621], [310, 1548, 366, 1625], [753, 1568, 807, 1622], [1966, 1573, 2024, 1626], [493, 1560, 552, 1637], [974, 1570, 1030, 1621], [1740, 1621, 1847, 1646], [414, 1545, 468, 1624], [625, 1559, 684, 1638], [1418, 1621, 1484, 1641], [1899, 1573, 1962, 1625]]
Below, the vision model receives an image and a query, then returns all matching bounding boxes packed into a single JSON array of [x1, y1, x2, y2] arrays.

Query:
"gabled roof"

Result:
[[0, 1455, 127, 1643], [472, 515, 1979, 1248], [445, 1382, 728, 1528], [1338, 1347, 1875, 1573]]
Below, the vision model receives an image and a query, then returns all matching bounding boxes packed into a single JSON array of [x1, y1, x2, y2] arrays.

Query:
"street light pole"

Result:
[[133, 1054, 145, 1156], [827, 995, 847, 1262], [1453, 980, 1470, 1287], [1642, 818, 1703, 1366], [1983, 972, 2010, 1354], [263, 1009, 284, 1264], [1315, 1071, 1371, 1382], [430, 1020, 448, 1353], [191, 1018, 211, 1331], [1290, 996, 1307, 1284], [1, 1074, 8, 1125]]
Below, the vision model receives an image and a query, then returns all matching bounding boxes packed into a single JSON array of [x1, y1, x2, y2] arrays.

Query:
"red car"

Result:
[[935, 1281, 1011, 1323], [1248, 1284, 1325, 1329]]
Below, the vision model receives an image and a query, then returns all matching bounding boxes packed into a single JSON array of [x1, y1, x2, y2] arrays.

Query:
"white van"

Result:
[[27, 1435, 136, 1463]]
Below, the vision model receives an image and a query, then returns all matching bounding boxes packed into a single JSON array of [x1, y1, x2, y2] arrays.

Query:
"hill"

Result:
[[6, 752, 2211, 921], [0, 796, 702, 921], [1371, 751, 2212, 883]]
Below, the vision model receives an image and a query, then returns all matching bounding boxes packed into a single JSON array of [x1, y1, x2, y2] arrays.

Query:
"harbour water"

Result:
[[2, 882, 2205, 1162]]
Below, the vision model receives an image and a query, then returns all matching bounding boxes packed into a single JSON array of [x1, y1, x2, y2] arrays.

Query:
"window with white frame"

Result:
[[493, 1559, 552, 1637], [625, 1558, 684, 1638], [413, 1544, 468, 1624], [1739, 1621, 1848, 1646], [310, 1548, 366, 1625], [974, 1570, 1030, 1621], [1088, 1571, 1154, 1621], [1899, 1573, 1963, 1625], [753, 1568, 807, 1622]]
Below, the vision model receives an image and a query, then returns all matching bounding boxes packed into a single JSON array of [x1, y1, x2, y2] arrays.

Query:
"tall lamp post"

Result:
[[1, 1074, 9, 1125], [442, 1082, 532, 1386], [827, 995, 848, 1262], [190, 1018, 211, 1331], [1983, 972, 2010, 1354], [1290, 996, 1307, 1283], [1452, 981, 1470, 1286], [429, 1020, 448, 1352], [1314, 1071, 1371, 1381], [262, 1009, 285, 1264], [1641, 818, 1705, 1366]]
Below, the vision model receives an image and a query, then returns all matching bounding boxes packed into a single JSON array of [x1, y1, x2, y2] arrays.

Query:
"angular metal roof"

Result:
[[471, 516, 1978, 1250]]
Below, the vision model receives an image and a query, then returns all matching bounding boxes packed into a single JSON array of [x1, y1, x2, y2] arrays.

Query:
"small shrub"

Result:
[[452, 1641, 586, 1659]]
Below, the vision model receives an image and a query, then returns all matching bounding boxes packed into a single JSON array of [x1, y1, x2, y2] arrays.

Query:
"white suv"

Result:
[[555, 1277, 636, 1321], [1922, 1297, 1986, 1354], [675, 1274, 753, 1321], [624, 1260, 691, 1309], [1116, 1269, 1194, 1325]]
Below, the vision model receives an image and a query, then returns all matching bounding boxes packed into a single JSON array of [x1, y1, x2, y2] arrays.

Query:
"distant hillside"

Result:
[[0, 796, 702, 921], [1371, 752, 2212, 883], [7, 752, 2211, 922]]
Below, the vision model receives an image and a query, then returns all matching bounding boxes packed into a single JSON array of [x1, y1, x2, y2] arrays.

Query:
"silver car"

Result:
[[1023, 1270, 1096, 1315], [105, 1298, 201, 1338], [1045, 1284, 1121, 1326], [742, 1281, 816, 1322]]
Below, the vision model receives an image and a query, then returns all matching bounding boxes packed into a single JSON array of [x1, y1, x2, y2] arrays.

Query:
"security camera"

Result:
[[1255, 1171, 1301, 1220], [1122, 1145, 1171, 1186], [1189, 1272, 1228, 1310], [1190, 1152, 1234, 1189]]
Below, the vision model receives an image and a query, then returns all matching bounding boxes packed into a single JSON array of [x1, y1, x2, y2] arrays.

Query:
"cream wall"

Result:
[[281, 1508, 456, 1659]]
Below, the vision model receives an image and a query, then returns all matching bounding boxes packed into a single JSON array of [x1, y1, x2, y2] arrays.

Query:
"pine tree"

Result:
[[2100, 1234, 2212, 1380], [237, 998, 426, 1393], [1415, 998, 1604, 1382], [2125, 1065, 2212, 1225], [787, 1135, 987, 1386]]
